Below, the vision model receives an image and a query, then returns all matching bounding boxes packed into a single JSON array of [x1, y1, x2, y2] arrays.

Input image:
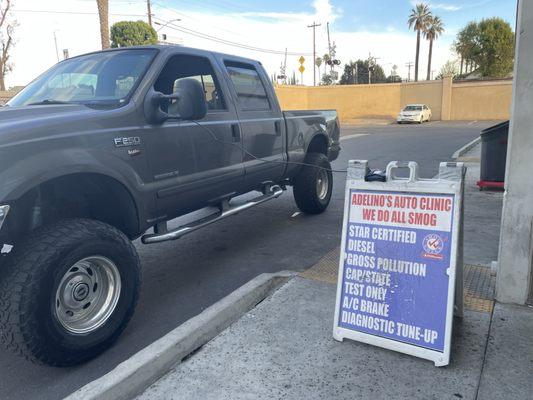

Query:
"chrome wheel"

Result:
[[55, 256, 121, 334], [316, 169, 329, 201]]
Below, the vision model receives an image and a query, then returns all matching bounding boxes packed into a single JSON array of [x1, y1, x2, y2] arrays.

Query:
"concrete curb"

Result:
[[65, 270, 297, 400], [452, 136, 481, 160]]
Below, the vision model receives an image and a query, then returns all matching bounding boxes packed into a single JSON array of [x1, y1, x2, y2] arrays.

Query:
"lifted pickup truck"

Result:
[[0, 46, 340, 366]]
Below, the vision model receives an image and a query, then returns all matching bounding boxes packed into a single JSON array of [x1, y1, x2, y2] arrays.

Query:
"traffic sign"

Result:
[[299, 65, 305, 74], [333, 160, 465, 367], [298, 56, 305, 64]]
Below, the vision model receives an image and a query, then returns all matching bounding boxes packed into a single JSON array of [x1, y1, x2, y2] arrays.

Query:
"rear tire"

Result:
[[0, 218, 141, 367], [293, 153, 333, 214]]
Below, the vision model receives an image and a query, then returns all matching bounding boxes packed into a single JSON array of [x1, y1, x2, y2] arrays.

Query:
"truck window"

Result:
[[154, 55, 226, 111], [224, 62, 270, 111]]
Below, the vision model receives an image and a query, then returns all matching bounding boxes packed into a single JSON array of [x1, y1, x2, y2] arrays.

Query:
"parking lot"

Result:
[[0, 121, 493, 400]]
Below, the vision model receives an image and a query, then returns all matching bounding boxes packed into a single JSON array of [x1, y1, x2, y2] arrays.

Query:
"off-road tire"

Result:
[[293, 152, 333, 214], [0, 218, 141, 367]]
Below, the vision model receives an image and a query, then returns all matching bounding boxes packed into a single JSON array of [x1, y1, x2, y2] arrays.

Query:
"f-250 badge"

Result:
[[114, 136, 141, 147]]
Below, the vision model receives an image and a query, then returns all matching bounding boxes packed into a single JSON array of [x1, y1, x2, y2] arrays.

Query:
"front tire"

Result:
[[293, 152, 333, 214], [0, 218, 140, 366]]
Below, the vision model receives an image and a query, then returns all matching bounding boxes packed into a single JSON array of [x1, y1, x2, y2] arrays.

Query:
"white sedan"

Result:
[[397, 104, 432, 124]]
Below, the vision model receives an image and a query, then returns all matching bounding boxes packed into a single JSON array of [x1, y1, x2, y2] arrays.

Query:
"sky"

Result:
[[5, 0, 518, 88]]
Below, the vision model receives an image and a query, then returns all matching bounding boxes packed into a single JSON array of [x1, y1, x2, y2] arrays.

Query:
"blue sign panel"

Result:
[[337, 189, 455, 352]]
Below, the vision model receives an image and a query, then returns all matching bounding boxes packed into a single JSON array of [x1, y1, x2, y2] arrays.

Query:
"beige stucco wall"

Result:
[[275, 79, 512, 123], [306, 83, 402, 121], [451, 81, 513, 121], [0, 90, 20, 105], [274, 85, 309, 110]]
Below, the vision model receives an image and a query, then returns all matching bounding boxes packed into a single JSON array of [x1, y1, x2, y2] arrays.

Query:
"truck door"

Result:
[[221, 60, 286, 188], [144, 52, 244, 220]]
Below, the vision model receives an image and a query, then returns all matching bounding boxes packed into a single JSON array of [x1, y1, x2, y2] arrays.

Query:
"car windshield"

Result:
[[404, 105, 423, 111], [7, 49, 157, 108]]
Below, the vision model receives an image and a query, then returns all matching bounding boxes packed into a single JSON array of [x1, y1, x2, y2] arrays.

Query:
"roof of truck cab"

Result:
[[69, 45, 263, 66]]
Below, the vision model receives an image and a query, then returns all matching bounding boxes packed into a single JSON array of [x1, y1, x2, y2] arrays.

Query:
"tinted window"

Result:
[[225, 62, 270, 111], [404, 105, 422, 111], [154, 55, 226, 111]]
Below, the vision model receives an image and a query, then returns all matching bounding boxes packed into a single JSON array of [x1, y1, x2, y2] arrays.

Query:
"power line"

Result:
[[151, 1, 244, 38], [154, 18, 312, 56], [11, 9, 145, 17]]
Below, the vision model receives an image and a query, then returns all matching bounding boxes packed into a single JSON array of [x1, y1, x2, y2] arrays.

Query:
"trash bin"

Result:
[[480, 121, 509, 183]]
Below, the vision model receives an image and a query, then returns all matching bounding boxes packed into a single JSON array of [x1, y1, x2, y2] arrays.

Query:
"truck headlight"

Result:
[[0, 205, 10, 231]]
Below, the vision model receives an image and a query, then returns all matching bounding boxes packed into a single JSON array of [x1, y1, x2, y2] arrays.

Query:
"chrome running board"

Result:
[[141, 185, 284, 244]]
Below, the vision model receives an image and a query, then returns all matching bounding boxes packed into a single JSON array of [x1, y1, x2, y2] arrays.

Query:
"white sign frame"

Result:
[[333, 160, 465, 367]]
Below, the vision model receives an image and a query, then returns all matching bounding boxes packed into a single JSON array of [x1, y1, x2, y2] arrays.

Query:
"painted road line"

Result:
[[340, 134, 369, 141]]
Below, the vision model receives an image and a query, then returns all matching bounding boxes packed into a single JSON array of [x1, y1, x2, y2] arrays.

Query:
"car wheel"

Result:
[[0, 218, 141, 366], [293, 152, 333, 214]]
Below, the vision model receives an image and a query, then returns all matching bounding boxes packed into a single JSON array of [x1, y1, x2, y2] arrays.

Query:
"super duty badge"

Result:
[[114, 137, 141, 147]]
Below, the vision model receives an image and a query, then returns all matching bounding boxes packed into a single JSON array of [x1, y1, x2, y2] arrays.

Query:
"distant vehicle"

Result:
[[397, 104, 431, 124], [0, 46, 340, 366]]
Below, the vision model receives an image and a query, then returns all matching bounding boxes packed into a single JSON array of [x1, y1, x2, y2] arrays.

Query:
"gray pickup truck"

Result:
[[0, 45, 340, 366]]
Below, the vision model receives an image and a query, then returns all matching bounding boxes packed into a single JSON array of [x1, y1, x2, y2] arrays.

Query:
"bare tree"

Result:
[[96, 0, 110, 49], [0, 0, 16, 91]]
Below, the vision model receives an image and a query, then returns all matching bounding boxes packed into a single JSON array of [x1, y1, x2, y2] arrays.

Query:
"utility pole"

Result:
[[405, 61, 414, 82], [307, 21, 321, 86], [326, 21, 332, 74], [368, 53, 379, 84], [147, 0, 153, 27], [283, 48, 287, 85], [53, 31, 60, 62]]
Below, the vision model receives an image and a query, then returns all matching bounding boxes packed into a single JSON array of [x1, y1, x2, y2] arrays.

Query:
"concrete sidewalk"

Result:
[[135, 154, 532, 400]]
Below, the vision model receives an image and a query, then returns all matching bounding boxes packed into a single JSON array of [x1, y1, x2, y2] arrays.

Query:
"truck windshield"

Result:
[[7, 49, 157, 108]]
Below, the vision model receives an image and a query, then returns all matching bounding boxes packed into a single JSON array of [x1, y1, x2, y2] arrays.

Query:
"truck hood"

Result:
[[0, 104, 101, 148]]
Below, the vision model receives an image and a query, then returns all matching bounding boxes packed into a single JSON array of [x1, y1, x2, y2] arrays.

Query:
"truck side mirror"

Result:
[[144, 78, 207, 124]]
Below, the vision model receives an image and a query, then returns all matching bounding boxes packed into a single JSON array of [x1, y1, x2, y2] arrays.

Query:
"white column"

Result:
[[496, 0, 533, 304]]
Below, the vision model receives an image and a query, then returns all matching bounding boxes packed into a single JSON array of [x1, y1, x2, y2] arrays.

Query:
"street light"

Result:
[[154, 19, 181, 32]]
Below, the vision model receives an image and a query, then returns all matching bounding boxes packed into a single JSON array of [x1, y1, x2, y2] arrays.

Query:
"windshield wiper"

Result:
[[28, 99, 70, 106]]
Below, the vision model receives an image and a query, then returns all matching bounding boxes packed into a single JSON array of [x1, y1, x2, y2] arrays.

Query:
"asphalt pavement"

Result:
[[0, 121, 493, 400]]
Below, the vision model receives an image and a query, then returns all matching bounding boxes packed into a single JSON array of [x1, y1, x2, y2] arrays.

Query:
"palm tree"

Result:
[[408, 3, 431, 81], [96, 0, 110, 49], [424, 15, 444, 80], [322, 53, 331, 76]]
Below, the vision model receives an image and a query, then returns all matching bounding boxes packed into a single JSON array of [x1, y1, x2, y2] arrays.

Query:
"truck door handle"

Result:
[[274, 120, 282, 136], [231, 124, 241, 142]]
